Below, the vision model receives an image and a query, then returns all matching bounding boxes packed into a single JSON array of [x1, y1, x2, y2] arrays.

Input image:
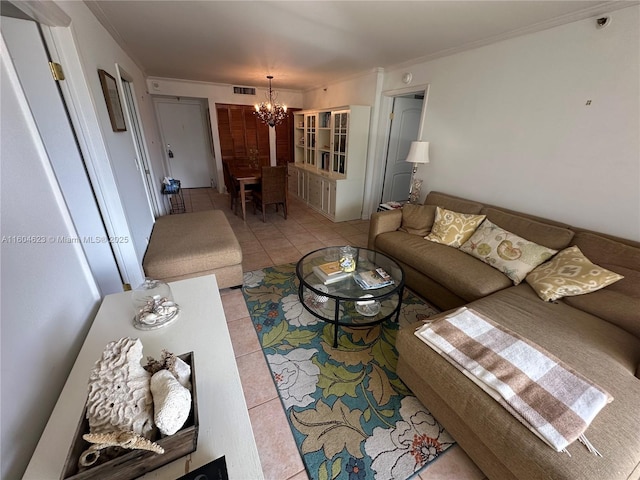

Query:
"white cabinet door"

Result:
[[321, 179, 330, 214], [299, 169, 307, 199], [331, 110, 349, 176], [328, 181, 337, 217], [288, 165, 298, 196], [322, 178, 336, 216], [305, 113, 317, 167], [307, 174, 323, 210]]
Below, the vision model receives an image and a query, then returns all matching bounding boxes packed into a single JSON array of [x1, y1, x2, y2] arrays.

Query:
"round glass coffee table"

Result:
[[296, 247, 405, 347]]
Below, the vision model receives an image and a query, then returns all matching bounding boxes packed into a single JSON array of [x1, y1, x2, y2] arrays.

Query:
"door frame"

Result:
[[153, 95, 215, 189], [39, 17, 146, 288], [367, 84, 430, 216], [380, 95, 425, 204], [116, 63, 162, 217]]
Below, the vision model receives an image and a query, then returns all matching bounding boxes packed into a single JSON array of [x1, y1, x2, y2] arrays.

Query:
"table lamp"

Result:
[[405, 141, 430, 203]]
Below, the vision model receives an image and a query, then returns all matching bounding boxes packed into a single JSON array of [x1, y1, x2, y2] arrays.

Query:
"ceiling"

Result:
[[85, 1, 629, 91]]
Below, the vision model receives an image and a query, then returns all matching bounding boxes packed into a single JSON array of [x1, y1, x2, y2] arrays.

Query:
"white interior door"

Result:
[[381, 96, 424, 203], [1, 16, 123, 295], [154, 97, 212, 188], [117, 69, 162, 217]]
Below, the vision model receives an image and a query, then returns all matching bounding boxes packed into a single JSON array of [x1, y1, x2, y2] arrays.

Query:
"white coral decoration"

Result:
[[150, 370, 191, 435], [85, 337, 154, 439], [173, 356, 192, 390]]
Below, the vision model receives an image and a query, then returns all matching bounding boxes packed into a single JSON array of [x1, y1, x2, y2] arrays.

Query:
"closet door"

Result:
[[216, 103, 269, 166]]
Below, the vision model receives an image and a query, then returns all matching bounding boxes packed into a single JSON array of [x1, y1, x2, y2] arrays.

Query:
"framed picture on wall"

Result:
[[98, 69, 127, 132]]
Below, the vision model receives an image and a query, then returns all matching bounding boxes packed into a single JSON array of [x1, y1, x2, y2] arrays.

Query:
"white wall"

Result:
[[303, 69, 380, 109], [381, 6, 640, 240], [0, 43, 101, 480], [146, 77, 304, 192]]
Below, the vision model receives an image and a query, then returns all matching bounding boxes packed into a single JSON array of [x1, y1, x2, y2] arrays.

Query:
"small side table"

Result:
[[377, 200, 407, 212], [162, 180, 185, 214]]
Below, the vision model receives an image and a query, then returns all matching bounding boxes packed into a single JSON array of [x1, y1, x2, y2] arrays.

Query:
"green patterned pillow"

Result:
[[425, 207, 486, 248], [525, 246, 624, 302], [460, 219, 557, 285]]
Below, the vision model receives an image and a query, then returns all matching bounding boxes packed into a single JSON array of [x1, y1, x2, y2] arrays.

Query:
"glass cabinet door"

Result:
[[317, 111, 331, 172], [332, 111, 349, 176], [294, 113, 305, 164], [305, 114, 316, 166]]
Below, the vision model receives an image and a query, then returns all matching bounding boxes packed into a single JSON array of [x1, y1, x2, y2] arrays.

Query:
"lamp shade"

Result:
[[405, 141, 430, 164]]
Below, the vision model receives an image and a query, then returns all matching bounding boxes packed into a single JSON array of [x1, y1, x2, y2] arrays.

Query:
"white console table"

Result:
[[23, 275, 264, 480]]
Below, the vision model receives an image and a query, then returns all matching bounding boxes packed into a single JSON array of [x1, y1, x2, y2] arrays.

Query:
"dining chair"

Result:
[[222, 161, 237, 211], [253, 165, 288, 222], [223, 161, 254, 215]]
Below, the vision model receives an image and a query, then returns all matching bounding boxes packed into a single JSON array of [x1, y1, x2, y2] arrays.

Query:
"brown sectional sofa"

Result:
[[368, 191, 640, 480]]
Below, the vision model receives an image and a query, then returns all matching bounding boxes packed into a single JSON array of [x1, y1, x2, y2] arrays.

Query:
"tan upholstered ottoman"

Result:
[[143, 210, 243, 288]]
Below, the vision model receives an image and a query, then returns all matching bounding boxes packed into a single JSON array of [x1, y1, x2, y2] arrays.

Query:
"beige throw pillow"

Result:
[[460, 219, 557, 285], [425, 207, 486, 248], [399, 204, 436, 236], [525, 246, 624, 302]]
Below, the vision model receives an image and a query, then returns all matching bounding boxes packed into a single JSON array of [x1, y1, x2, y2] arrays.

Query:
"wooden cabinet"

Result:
[[290, 105, 370, 222]]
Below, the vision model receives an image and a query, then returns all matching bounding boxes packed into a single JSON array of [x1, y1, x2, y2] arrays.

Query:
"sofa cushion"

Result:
[[483, 208, 574, 250], [565, 232, 640, 339], [399, 204, 435, 236], [460, 219, 557, 285], [424, 191, 484, 214], [425, 207, 486, 248], [375, 231, 512, 301], [525, 246, 624, 302], [143, 210, 242, 281]]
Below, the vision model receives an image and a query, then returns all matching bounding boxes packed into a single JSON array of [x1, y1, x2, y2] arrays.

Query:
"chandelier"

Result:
[[254, 75, 287, 127]]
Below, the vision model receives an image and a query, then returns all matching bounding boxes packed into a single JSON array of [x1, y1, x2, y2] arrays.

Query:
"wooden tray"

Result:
[[61, 352, 198, 480]]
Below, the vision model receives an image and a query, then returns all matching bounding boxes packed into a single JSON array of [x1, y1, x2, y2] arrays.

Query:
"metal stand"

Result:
[[162, 180, 185, 214]]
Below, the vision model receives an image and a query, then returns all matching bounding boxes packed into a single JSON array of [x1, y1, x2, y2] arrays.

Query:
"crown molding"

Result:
[[387, 1, 638, 73]]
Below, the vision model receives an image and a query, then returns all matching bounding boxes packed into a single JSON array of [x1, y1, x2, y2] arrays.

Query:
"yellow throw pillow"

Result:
[[425, 207, 486, 248], [525, 245, 624, 302]]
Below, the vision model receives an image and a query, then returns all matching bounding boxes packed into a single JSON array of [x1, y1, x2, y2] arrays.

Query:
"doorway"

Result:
[[380, 94, 424, 203], [153, 96, 215, 188], [118, 71, 162, 216]]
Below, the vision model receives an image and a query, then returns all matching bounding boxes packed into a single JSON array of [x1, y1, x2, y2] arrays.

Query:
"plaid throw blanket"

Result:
[[415, 307, 613, 454]]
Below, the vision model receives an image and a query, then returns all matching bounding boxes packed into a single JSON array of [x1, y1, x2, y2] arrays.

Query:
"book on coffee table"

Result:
[[354, 268, 394, 290], [317, 260, 342, 276], [312, 265, 352, 285]]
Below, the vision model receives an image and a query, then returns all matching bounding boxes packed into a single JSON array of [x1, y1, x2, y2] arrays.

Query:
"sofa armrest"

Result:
[[368, 209, 403, 250]]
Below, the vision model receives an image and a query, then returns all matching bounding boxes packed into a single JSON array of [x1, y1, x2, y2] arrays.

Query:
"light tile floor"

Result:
[[182, 188, 487, 480]]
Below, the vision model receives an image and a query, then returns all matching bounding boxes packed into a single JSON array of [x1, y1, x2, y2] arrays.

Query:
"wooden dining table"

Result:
[[228, 164, 261, 221]]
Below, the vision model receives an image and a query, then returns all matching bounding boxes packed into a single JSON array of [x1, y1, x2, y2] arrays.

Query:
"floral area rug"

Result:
[[242, 263, 455, 480]]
